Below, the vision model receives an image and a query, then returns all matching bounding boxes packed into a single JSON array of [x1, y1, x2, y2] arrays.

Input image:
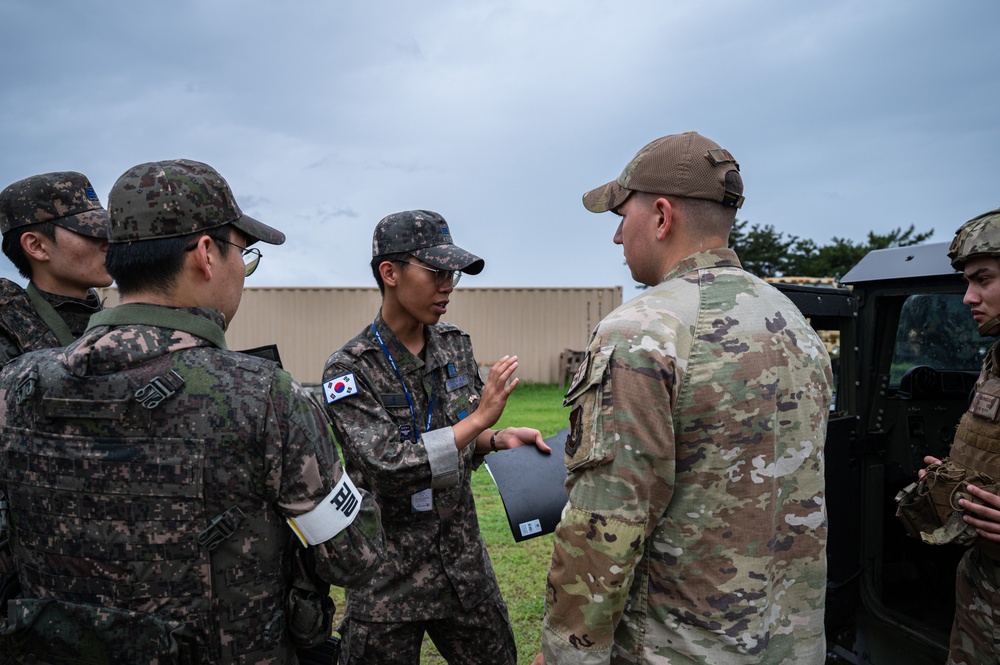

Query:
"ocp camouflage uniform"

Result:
[[946, 342, 1000, 665], [541, 248, 833, 665], [0, 279, 102, 365], [0, 304, 385, 665], [322, 312, 515, 663]]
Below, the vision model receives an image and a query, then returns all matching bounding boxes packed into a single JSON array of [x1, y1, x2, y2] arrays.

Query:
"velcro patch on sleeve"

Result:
[[287, 472, 363, 546], [323, 372, 358, 403]]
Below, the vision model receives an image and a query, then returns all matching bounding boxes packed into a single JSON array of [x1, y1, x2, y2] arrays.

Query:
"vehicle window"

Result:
[[889, 293, 989, 384]]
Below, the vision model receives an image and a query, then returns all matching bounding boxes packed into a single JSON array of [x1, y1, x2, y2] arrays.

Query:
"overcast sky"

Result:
[[2, 0, 997, 291]]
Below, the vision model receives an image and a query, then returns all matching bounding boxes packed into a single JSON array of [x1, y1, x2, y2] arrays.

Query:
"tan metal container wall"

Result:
[[97, 287, 622, 385]]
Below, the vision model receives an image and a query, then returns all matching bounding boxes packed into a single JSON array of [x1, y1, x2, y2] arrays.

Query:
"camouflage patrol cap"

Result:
[[582, 131, 745, 213], [948, 207, 1000, 270], [107, 159, 285, 246], [0, 171, 109, 238], [372, 210, 484, 274]]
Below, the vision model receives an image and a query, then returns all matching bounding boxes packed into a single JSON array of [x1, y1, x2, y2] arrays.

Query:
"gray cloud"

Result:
[[1, 0, 997, 290]]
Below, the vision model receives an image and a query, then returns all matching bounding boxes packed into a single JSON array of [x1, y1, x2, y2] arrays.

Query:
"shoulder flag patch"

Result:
[[323, 372, 358, 403]]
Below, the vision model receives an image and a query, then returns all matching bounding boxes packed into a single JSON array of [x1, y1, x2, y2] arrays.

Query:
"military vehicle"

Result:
[[774, 241, 986, 664]]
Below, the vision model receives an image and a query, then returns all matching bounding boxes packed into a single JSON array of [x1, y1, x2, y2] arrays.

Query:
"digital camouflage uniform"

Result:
[[0, 170, 111, 366], [0, 279, 102, 365], [541, 248, 833, 665], [0, 304, 385, 665], [0, 170, 110, 608], [322, 312, 515, 664]]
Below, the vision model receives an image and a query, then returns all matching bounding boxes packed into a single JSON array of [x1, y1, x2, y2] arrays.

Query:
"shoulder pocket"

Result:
[[562, 345, 615, 472]]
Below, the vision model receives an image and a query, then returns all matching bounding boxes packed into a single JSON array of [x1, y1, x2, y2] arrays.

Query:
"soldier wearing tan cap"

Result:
[[0, 171, 113, 365], [535, 132, 832, 665]]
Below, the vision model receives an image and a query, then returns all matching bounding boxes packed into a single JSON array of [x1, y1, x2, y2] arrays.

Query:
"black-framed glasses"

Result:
[[185, 237, 262, 276], [394, 260, 461, 288]]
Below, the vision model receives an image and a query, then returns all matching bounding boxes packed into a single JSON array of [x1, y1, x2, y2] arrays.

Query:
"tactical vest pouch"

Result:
[[895, 457, 1000, 553], [1, 597, 197, 665], [287, 546, 335, 650]]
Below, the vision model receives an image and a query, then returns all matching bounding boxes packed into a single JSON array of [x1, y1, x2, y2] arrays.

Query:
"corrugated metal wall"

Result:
[[97, 287, 623, 385]]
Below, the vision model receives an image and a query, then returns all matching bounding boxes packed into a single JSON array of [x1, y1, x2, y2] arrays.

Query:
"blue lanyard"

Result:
[[372, 320, 434, 437]]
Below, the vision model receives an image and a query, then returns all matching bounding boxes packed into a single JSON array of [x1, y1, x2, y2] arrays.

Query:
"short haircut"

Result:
[[106, 225, 233, 298], [370, 252, 411, 295], [1, 222, 57, 280], [671, 195, 738, 239]]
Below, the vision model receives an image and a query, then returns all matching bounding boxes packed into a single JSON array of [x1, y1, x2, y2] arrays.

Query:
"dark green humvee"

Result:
[[776, 241, 987, 664]]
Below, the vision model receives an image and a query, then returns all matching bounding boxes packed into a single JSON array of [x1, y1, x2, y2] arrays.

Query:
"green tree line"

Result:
[[728, 221, 934, 280]]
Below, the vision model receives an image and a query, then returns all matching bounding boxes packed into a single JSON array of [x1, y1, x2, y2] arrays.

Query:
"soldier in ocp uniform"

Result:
[[0, 171, 112, 365], [321, 210, 549, 664], [0, 159, 385, 665], [535, 132, 833, 665], [920, 207, 1000, 665]]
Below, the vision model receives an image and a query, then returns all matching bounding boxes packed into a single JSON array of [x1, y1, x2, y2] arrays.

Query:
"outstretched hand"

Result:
[[497, 426, 550, 454], [475, 355, 521, 429]]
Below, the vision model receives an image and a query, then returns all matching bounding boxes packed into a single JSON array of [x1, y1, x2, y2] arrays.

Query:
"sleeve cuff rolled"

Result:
[[422, 426, 460, 489]]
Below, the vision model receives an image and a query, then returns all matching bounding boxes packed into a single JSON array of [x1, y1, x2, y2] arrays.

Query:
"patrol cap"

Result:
[[107, 159, 285, 246], [948, 207, 1000, 270], [372, 210, 484, 274], [0, 171, 110, 238], [582, 131, 745, 213]]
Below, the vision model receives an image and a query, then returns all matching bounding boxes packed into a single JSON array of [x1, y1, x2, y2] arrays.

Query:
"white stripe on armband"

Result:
[[287, 473, 363, 547]]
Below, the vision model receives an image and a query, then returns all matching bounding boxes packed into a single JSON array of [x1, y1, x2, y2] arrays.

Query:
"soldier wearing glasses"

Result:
[[322, 210, 548, 664], [0, 159, 385, 664]]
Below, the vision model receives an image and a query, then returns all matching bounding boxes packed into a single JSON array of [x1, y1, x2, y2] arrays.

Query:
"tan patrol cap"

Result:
[[582, 131, 744, 213]]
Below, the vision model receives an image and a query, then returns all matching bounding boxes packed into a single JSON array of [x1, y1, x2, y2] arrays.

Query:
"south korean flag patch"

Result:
[[323, 372, 358, 403]]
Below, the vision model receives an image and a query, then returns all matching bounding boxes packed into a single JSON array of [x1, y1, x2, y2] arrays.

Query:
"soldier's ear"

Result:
[[187, 235, 215, 281], [20, 230, 52, 263], [379, 260, 400, 288], [653, 197, 673, 241]]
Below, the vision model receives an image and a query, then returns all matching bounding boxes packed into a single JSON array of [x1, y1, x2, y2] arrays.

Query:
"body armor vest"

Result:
[[3, 345, 297, 664], [948, 349, 1000, 558]]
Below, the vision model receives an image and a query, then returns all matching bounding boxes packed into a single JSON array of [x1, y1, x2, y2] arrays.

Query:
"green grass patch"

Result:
[[329, 383, 568, 663]]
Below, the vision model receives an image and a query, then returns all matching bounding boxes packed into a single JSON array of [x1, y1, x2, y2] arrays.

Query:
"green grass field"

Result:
[[329, 382, 569, 663]]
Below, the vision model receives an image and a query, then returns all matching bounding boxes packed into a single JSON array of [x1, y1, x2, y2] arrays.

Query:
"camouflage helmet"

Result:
[[0, 171, 110, 239], [948, 207, 1000, 270]]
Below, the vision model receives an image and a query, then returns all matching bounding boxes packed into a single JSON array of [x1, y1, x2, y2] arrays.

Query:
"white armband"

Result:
[[287, 473, 363, 547]]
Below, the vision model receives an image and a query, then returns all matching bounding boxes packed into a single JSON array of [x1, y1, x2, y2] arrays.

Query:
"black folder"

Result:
[[484, 428, 570, 542]]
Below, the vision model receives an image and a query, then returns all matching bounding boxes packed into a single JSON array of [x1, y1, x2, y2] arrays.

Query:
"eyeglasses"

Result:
[[185, 236, 262, 276], [394, 260, 462, 287]]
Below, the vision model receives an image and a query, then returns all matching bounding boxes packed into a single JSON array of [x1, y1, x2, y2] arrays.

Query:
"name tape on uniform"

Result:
[[287, 472, 363, 547], [323, 372, 358, 403]]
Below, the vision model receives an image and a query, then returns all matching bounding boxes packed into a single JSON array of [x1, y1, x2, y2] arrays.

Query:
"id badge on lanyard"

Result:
[[373, 321, 435, 512]]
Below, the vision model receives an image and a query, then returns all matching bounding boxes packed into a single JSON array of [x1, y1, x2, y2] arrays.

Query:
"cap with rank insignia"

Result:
[[372, 210, 484, 274], [1, 171, 110, 238]]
